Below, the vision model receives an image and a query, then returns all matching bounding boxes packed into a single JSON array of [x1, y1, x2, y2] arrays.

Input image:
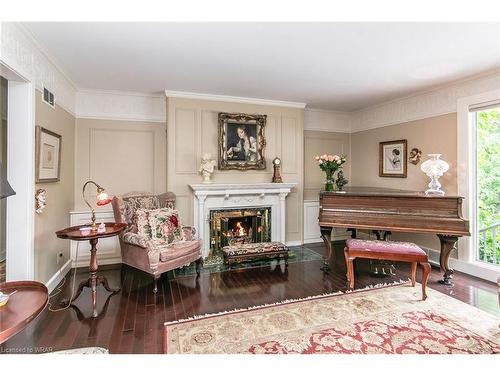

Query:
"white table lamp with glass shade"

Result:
[[420, 154, 450, 196]]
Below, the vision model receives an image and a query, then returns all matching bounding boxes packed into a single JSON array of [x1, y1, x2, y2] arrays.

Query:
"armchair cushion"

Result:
[[135, 208, 152, 237], [123, 232, 151, 249], [159, 240, 202, 263], [148, 208, 184, 245]]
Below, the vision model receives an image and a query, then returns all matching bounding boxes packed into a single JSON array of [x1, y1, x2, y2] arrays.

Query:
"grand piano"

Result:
[[319, 187, 470, 286]]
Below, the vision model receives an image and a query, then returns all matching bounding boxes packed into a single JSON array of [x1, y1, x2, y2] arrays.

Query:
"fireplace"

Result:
[[209, 207, 271, 254]]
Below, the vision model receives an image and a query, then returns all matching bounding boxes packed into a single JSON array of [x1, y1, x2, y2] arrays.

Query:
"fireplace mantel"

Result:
[[189, 183, 296, 258]]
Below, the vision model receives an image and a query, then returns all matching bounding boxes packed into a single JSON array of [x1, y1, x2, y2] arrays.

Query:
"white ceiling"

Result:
[[23, 22, 500, 111]]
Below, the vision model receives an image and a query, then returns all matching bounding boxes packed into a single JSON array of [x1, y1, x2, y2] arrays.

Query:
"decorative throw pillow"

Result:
[[135, 208, 152, 238], [148, 208, 184, 245]]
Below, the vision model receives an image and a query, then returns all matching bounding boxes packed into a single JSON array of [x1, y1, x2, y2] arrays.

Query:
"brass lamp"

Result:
[[82, 180, 112, 231]]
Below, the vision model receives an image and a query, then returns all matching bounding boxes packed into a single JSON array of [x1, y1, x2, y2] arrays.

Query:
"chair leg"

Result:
[[153, 274, 161, 294], [420, 262, 431, 300], [344, 248, 355, 289], [195, 258, 202, 276], [410, 262, 417, 287]]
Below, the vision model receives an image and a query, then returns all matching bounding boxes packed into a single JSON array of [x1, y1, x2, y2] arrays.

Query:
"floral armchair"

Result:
[[112, 192, 202, 293]]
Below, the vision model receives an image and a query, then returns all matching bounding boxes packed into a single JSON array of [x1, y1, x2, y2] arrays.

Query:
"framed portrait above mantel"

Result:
[[35, 126, 62, 183], [379, 139, 407, 178], [218, 112, 267, 170]]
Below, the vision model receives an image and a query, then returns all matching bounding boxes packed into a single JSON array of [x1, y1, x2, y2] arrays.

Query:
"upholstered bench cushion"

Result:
[[222, 241, 288, 257], [346, 239, 426, 256]]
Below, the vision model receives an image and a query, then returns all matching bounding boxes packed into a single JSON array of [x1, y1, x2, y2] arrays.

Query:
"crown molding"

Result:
[[351, 69, 500, 133], [76, 89, 166, 122], [164, 90, 307, 109], [0, 22, 77, 115], [304, 107, 351, 133]]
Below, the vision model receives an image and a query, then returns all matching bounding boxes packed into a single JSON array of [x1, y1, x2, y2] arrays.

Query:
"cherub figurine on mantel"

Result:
[[199, 153, 217, 184]]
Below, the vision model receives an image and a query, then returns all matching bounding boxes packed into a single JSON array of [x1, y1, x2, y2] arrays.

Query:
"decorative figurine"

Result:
[[35, 188, 47, 214], [335, 170, 348, 191], [272, 157, 282, 183], [409, 148, 422, 165], [199, 153, 217, 184], [97, 222, 106, 234]]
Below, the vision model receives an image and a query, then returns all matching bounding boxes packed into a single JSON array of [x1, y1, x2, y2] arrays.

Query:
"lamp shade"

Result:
[[0, 163, 15, 200]]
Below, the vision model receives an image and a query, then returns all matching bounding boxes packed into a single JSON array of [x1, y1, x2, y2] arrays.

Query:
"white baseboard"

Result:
[[45, 259, 72, 294], [72, 256, 122, 268], [286, 240, 303, 247]]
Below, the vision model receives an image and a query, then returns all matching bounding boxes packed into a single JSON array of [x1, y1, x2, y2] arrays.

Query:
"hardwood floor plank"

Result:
[[1, 244, 497, 354]]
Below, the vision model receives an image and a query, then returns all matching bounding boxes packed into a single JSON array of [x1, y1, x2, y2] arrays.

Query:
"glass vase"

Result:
[[324, 170, 334, 192]]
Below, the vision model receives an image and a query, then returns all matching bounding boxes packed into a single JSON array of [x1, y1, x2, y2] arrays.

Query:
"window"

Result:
[[473, 106, 499, 266]]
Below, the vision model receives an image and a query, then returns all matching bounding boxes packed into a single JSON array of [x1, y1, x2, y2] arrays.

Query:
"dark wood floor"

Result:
[[1, 243, 498, 354]]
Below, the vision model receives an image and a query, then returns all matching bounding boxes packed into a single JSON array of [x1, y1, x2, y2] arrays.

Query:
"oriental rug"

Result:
[[163, 282, 500, 354]]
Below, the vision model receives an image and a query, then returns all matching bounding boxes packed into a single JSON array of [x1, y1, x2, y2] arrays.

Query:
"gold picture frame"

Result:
[[35, 126, 62, 183], [379, 139, 407, 178], [218, 112, 266, 170]]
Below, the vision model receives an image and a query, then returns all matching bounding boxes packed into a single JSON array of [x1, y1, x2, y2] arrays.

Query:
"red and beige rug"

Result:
[[164, 282, 500, 354]]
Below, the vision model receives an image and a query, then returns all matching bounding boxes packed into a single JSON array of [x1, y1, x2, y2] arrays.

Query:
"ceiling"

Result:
[[23, 22, 500, 111]]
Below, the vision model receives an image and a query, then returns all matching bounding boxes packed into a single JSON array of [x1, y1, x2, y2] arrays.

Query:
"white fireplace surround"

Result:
[[189, 183, 297, 258]]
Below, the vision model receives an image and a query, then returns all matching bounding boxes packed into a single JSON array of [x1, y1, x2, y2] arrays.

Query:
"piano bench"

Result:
[[344, 239, 431, 300]]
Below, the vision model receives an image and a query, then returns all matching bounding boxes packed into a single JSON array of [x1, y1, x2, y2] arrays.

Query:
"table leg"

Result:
[[97, 275, 120, 294], [320, 226, 333, 271], [89, 238, 99, 317], [437, 234, 459, 286]]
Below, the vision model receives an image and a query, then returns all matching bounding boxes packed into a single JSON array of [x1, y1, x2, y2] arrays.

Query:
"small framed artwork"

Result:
[[36, 126, 62, 183], [379, 139, 407, 178], [218, 112, 266, 170]]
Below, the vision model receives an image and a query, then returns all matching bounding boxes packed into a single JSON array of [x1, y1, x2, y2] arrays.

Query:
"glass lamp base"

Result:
[[425, 189, 445, 196]]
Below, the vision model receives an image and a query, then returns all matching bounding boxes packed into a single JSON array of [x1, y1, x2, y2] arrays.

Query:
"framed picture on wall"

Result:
[[379, 139, 407, 178], [218, 112, 266, 170], [35, 126, 62, 182]]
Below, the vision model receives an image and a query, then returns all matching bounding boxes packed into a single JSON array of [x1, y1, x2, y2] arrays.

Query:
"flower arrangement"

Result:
[[314, 154, 347, 191]]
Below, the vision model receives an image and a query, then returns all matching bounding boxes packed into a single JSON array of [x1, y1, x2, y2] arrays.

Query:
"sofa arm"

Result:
[[123, 232, 152, 249], [182, 226, 197, 241]]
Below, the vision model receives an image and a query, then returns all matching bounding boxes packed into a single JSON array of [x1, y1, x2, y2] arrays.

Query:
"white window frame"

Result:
[[457, 89, 500, 282]]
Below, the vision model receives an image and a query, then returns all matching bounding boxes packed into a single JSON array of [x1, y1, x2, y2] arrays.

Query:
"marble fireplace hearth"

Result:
[[189, 183, 296, 258]]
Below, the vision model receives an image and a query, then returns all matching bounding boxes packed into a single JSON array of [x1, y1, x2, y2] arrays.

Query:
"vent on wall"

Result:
[[43, 87, 55, 108]]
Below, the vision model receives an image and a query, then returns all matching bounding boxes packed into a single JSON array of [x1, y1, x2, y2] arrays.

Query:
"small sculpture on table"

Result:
[[199, 153, 217, 184]]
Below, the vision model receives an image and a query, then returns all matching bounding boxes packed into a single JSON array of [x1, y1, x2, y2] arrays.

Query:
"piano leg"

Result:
[[437, 234, 459, 286], [320, 226, 333, 271]]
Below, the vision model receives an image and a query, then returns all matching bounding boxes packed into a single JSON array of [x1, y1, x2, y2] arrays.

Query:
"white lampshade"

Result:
[[420, 154, 449, 196]]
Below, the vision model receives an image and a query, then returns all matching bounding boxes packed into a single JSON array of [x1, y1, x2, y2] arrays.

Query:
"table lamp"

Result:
[[420, 154, 449, 196], [0, 163, 16, 200], [82, 180, 112, 231]]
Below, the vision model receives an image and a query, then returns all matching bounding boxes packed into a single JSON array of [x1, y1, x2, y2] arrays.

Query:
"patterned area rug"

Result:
[[164, 282, 500, 354]]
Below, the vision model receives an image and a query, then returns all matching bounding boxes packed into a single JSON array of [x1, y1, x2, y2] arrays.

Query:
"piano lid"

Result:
[[320, 186, 464, 199]]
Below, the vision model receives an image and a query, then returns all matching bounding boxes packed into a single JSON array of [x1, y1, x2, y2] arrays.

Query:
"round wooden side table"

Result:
[[0, 281, 48, 344], [56, 222, 126, 317]]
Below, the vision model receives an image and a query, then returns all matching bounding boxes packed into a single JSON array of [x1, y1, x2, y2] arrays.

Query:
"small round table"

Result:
[[0, 281, 48, 344], [56, 222, 126, 317]]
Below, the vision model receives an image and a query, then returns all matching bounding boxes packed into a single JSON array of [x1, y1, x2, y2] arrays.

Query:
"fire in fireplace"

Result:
[[209, 207, 271, 254]]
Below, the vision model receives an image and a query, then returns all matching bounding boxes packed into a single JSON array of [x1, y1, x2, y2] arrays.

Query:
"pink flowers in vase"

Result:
[[314, 154, 347, 171], [314, 154, 347, 191]]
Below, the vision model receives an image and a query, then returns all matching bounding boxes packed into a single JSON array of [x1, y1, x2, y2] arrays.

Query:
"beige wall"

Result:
[[304, 130, 351, 200], [351, 113, 457, 194], [350, 113, 458, 255], [74, 118, 166, 210], [34, 90, 75, 283], [167, 97, 304, 243]]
